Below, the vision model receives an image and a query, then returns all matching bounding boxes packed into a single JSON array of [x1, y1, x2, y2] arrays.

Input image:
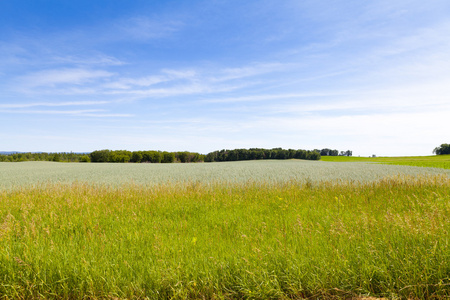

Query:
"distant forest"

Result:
[[0, 148, 353, 163], [204, 148, 321, 162]]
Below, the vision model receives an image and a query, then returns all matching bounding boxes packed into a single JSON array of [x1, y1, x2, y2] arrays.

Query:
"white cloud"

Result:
[[210, 63, 288, 82], [107, 84, 215, 97], [102, 69, 197, 90], [52, 54, 125, 66], [102, 76, 169, 90], [19, 68, 114, 88], [161, 69, 198, 79]]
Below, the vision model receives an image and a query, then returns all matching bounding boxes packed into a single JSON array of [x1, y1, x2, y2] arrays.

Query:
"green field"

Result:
[[321, 154, 450, 169], [1, 160, 450, 299]]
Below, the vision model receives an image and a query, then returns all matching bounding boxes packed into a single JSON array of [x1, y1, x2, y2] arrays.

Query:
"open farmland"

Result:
[[1, 160, 450, 299], [321, 154, 450, 169], [1, 160, 449, 190]]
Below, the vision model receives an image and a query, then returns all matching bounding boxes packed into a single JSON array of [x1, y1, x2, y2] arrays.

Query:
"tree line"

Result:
[[0, 147, 333, 163], [204, 148, 320, 162], [433, 143, 450, 155], [0, 150, 205, 163], [91, 148, 322, 162], [89, 150, 205, 163], [317, 148, 352, 156], [0, 152, 90, 162]]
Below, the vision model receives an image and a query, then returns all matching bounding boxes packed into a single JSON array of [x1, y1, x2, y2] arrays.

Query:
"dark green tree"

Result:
[[433, 143, 450, 155], [162, 152, 175, 163], [130, 151, 143, 163], [52, 153, 60, 162], [90, 150, 111, 162]]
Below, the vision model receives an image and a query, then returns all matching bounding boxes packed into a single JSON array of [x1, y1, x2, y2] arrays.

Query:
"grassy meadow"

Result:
[[321, 154, 450, 169], [1, 160, 450, 299]]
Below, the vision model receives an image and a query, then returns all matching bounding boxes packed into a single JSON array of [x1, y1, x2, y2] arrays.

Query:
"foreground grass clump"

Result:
[[1, 176, 450, 299]]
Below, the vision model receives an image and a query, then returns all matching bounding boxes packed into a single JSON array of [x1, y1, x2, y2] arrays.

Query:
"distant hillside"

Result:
[[0, 151, 21, 155]]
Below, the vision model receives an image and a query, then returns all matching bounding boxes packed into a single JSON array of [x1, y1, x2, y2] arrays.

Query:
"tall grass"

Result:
[[1, 175, 449, 299]]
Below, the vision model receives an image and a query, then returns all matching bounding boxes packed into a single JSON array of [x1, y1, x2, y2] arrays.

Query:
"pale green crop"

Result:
[[1, 160, 449, 190]]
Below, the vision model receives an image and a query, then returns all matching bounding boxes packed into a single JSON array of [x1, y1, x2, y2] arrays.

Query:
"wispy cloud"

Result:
[[200, 92, 340, 104], [75, 112, 133, 118], [18, 68, 114, 88], [101, 63, 293, 98], [52, 54, 125, 66], [210, 63, 288, 82], [1, 109, 100, 114], [0, 108, 132, 117], [0, 99, 131, 118], [0, 101, 112, 108], [101, 69, 197, 90]]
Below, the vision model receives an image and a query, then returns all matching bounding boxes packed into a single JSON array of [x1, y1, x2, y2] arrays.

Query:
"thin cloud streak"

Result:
[[52, 54, 126, 66], [0, 109, 132, 117], [200, 92, 344, 104], [18, 68, 114, 88], [0, 101, 112, 108]]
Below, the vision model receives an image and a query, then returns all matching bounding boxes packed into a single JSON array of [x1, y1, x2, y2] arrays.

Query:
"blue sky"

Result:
[[1, 0, 449, 156]]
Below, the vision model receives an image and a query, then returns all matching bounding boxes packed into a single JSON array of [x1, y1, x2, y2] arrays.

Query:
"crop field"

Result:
[[1, 160, 450, 190], [321, 154, 450, 169], [1, 160, 450, 299]]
